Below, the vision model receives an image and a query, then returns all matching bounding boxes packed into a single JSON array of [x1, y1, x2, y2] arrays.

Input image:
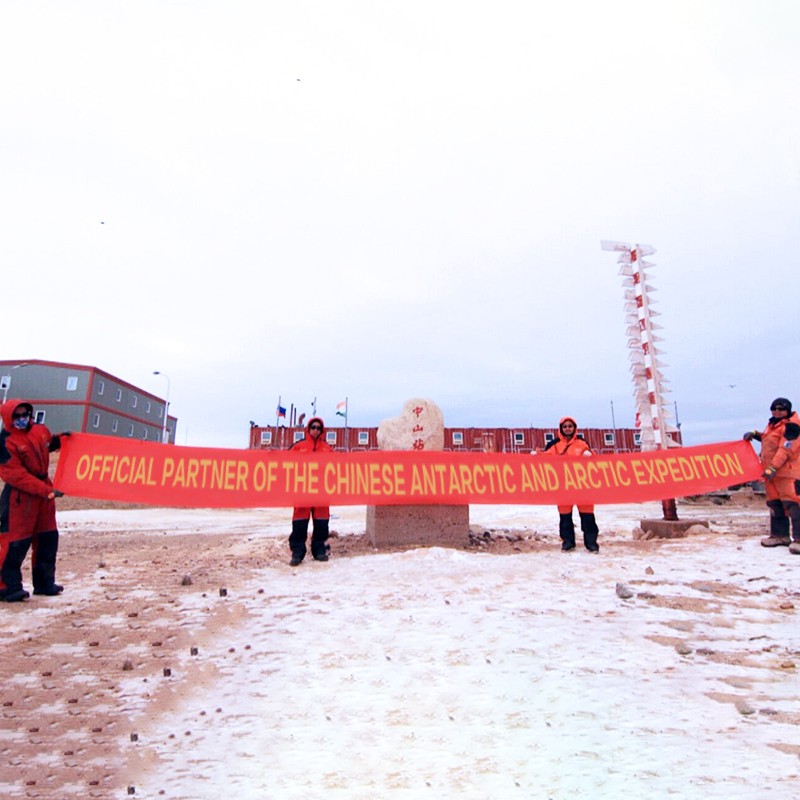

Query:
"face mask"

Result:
[[12, 415, 30, 430]]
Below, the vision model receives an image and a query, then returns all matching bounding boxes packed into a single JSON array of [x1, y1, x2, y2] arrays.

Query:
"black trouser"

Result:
[[559, 514, 575, 548], [579, 512, 599, 550], [782, 501, 800, 540], [289, 518, 330, 559], [559, 511, 599, 550], [289, 519, 309, 558], [32, 529, 59, 591], [0, 528, 58, 597], [0, 537, 32, 597], [767, 499, 790, 538]]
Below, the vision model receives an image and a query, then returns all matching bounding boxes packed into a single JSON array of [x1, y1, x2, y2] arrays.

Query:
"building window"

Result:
[[513, 432, 525, 446], [260, 430, 272, 445], [143, 429, 148, 440], [128, 423, 134, 437], [358, 431, 369, 446], [92, 413, 100, 428], [293, 431, 304, 444], [116, 388, 123, 402], [132, 395, 138, 409], [544, 432, 555, 444], [634, 433, 642, 446], [66, 376, 78, 391], [146, 400, 151, 413], [35, 410, 46, 424], [452, 432, 464, 446], [159, 406, 164, 419], [98, 380, 105, 395], [604, 432, 615, 446], [326, 431, 337, 445], [112, 419, 119, 433]]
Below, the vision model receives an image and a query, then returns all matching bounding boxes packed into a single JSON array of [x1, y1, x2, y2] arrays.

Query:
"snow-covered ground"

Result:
[[2, 502, 798, 799]]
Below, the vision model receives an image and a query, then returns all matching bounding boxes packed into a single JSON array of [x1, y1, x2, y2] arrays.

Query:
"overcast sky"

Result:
[[2, 1, 798, 448]]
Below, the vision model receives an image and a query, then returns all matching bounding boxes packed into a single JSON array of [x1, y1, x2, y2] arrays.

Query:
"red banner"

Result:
[[53, 433, 761, 508]]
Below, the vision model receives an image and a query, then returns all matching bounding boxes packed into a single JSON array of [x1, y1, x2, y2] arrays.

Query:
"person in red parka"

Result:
[[766, 421, 800, 554], [0, 399, 65, 602], [543, 416, 600, 552], [287, 416, 333, 566], [743, 397, 800, 549]]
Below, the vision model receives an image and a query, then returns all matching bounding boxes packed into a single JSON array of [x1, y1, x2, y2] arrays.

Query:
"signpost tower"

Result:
[[602, 240, 680, 521]]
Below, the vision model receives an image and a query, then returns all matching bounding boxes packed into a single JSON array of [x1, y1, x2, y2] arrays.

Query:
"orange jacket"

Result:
[[765, 418, 800, 478], [289, 417, 333, 453], [758, 412, 800, 470], [543, 416, 593, 457]]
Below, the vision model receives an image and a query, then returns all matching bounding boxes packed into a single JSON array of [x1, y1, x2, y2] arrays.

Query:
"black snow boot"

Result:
[[762, 500, 791, 546], [32, 529, 61, 595], [33, 584, 64, 596], [559, 513, 576, 551], [580, 512, 600, 553], [311, 518, 330, 562], [0, 588, 30, 602], [289, 519, 309, 565], [783, 501, 800, 541], [0, 538, 32, 600]]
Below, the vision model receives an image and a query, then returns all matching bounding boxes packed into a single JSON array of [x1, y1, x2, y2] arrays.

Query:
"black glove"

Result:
[[49, 432, 69, 452], [762, 467, 777, 481], [50, 489, 65, 499], [743, 431, 760, 442]]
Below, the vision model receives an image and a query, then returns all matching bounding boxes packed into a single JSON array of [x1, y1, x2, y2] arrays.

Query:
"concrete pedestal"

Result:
[[367, 504, 470, 548], [637, 518, 709, 539]]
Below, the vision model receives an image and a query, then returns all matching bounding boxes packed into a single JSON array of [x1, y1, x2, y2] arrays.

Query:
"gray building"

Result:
[[0, 359, 176, 443]]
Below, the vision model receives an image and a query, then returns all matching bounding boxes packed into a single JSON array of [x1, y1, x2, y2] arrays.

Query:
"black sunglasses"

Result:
[[771, 406, 787, 412], [309, 424, 322, 430]]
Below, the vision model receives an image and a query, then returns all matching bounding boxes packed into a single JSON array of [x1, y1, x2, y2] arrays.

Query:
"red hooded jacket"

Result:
[[543, 416, 592, 458], [0, 398, 59, 498], [289, 417, 333, 453]]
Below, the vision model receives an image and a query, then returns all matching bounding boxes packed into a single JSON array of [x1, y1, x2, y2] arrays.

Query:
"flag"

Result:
[[277, 404, 286, 418], [634, 411, 641, 428], [336, 400, 347, 417]]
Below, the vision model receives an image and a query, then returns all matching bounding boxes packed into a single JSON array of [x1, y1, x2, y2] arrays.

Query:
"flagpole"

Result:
[[276, 395, 281, 449], [335, 397, 349, 449], [610, 400, 618, 453]]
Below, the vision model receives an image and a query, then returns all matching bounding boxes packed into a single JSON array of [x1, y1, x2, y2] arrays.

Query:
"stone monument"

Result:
[[366, 398, 470, 548]]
